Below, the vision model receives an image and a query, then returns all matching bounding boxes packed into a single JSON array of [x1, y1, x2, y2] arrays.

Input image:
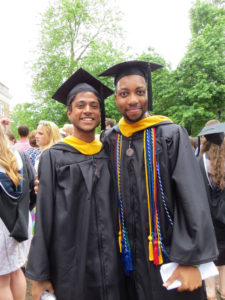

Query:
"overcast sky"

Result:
[[0, 0, 195, 106]]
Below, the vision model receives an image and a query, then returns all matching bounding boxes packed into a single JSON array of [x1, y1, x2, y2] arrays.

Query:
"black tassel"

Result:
[[147, 63, 153, 111], [100, 85, 106, 131]]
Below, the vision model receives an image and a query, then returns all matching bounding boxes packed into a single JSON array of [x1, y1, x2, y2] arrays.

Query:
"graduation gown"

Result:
[[101, 122, 218, 300], [198, 154, 225, 266], [26, 142, 127, 300]]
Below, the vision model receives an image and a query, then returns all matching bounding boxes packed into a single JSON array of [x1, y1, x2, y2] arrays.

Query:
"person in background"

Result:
[[62, 123, 74, 136], [26, 130, 41, 167], [59, 124, 74, 139], [99, 60, 218, 300], [105, 118, 116, 129], [189, 136, 198, 152], [0, 124, 36, 300], [59, 127, 66, 139], [0, 117, 10, 132], [0, 119, 16, 146], [34, 120, 61, 171], [25, 68, 127, 300], [31, 121, 61, 235], [198, 120, 225, 300], [5, 130, 16, 146], [26, 129, 41, 234], [13, 125, 31, 152]]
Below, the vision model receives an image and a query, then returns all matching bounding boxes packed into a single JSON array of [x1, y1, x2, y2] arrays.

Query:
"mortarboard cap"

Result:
[[198, 122, 225, 146], [196, 122, 225, 156], [198, 122, 225, 137], [98, 60, 163, 110], [52, 68, 114, 130]]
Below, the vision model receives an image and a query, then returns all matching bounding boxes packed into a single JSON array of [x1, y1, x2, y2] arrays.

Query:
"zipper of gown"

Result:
[[92, 157, 107, 299]]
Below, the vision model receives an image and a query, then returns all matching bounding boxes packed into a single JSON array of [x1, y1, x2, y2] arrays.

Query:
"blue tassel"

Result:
[[121, 239, 133, 276]]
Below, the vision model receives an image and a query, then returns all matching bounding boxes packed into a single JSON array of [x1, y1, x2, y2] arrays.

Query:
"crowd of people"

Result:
[[0, 60, 224, 300]]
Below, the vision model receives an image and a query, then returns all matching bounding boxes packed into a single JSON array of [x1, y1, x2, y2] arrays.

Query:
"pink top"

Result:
[[13, 140, 31, 152]]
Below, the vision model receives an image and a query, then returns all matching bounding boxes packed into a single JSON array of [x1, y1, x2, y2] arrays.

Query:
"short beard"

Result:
[[124, 110, 146, 123]]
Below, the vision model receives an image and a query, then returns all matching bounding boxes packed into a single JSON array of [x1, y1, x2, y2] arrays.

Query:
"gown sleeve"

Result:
[[168, 126, 218, 265], [26, 149, 56, 281]]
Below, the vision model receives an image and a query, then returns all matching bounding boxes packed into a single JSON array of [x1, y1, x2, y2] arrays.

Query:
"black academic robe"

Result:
[[198, 155, 225, 266], [102, 122, 218, 300], [26, 142, 127, 300]]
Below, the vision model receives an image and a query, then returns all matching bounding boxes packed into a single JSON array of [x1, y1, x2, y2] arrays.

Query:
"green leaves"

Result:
[[154, 0, 225, 136], [16, 0, 125, 129], [10, 0, 225, 137]]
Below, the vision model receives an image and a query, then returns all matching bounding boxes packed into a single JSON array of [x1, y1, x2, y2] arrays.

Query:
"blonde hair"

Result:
[[38, 120, 61, 152], [63, 124, 74, 136], [0, 124, 21, 187], [200, 120, 225, 189]]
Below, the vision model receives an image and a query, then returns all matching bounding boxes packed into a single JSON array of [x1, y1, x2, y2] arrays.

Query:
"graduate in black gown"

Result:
[[99, 61, 218, 300], [25, 69, 127, 300], [197, 120, 225, 299]]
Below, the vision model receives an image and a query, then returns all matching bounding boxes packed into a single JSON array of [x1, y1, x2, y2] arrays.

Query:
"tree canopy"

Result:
[[10, 0, 225, 137], [152, 0, 225, 135], [11, 0, 125, 133]]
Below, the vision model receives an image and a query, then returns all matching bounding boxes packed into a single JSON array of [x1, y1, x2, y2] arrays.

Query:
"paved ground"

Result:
[[26, 278, 32, 300]]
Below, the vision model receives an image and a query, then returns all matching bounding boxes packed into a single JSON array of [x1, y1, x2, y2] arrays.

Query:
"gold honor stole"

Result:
[[118, 115, 173, 137], [63, 136, 102, 155]]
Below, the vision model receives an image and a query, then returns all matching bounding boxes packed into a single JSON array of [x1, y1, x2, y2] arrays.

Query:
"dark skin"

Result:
[[163, 265, 202, 292], [67, 91, 101, 142], [34, 82, 202, 293], [34, 91, 101, 194], [115, 74, 202, 292], [32, 91, 101, 299], [115, 74, 148, 123]]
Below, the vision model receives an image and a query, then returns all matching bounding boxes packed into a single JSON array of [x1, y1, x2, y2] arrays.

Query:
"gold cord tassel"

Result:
[[148, 235, 154, 261], [118, 231, 122, 253]]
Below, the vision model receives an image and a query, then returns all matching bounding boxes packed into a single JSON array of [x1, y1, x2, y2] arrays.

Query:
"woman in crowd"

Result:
[[34, 120, 61, 171], [189, 136, 198, 152], [5, 130, 16, 146], [25, 130, 41, 234], [0, 124, 36, 300], [198, 120, 225, 300], [26, 130, 41, 167], [31, 121, 61, 233]]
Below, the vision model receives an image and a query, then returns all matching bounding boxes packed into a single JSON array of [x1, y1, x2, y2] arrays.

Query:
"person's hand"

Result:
[[32, 280, 54, 300], [34, 175, 39, 195], [163, 265, 202, 292], [1, 118, 10, 131], [1, 118, 10, 126]]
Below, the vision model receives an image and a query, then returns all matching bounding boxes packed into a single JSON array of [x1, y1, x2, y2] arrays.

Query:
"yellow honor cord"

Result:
[[144, 128, 164, 265], [144, 130, 154, 261], [118, 228, 122, 253], [63, 136, 102, 155]]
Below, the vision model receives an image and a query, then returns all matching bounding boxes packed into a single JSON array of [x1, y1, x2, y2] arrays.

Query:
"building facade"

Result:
[[0, 82, 11, 120]]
